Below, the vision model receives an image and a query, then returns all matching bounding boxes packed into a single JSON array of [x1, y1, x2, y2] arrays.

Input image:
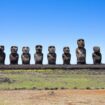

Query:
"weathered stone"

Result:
[[47, 46, 56, 65], [10, 46, 19, 65], [62, 47, 71, 65], [34, 45, 43, 64], [0, 45, 5, 65], [21, 47, 31, 64], [76, 39, 86, 64], [0, 77, 14, 83], [92, 46, 102, 64]]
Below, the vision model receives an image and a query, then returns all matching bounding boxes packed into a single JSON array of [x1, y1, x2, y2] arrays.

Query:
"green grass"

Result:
[[0, 69, 105, 90]]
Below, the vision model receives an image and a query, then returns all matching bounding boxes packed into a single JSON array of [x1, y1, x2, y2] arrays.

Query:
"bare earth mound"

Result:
[[0, 90, 105, 105]]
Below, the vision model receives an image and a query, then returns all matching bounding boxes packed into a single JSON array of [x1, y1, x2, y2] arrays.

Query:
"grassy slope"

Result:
[[0, 69, 105, 90]]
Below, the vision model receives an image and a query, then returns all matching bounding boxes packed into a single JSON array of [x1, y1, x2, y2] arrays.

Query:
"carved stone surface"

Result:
[[34, 45, 43, 64], [21, 47, 31, 64], [62, 47, 71, 65], [76, 39, 86, 64], [10, 46, 19, 65], [92, 46, 102, 64], [47, 46, 56, 65], [0, 45, 5, 65]]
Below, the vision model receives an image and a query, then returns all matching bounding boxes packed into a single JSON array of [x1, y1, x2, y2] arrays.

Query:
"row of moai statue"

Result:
[[0, 39, 102, 65], [76, 39, 102, 64]]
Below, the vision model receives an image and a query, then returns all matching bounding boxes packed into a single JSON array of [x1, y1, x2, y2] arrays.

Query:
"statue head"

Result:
[[93, 46, 100, 53], [77, 39, 85, 48], [0, 45, 4, 53], [11, 46, 18, 54], [36, 45, 42, 53], [63, 47, 70, 54], [22, 47, 30, 54], [48, 46, 55, 53]]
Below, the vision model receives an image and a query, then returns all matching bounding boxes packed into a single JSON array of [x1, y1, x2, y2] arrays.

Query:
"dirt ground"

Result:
[[0, 89, 105, 105]]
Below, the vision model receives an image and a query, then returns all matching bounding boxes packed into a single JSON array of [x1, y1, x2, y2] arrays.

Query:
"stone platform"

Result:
[[0, 64, 105, 70]]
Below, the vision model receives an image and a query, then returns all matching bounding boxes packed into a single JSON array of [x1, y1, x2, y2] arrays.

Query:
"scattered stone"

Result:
[[0, 77, 14, 83]]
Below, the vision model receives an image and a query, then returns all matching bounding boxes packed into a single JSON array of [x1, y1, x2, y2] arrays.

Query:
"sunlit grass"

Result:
[[0, 69, 105, 90]]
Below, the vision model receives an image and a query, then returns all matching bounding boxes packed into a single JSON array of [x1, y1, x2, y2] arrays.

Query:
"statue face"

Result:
[[48, 46, 55, 53], [77, 39, 85, 48], [0, 45, 4, 52], [11, 46, 18, 53], [63, 47, 70, 53], [93, 47, 100, 53], [22, 47, 30, 53], [36, 45, 42, 53]]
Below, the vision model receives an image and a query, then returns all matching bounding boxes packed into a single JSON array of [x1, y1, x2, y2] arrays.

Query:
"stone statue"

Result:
[[47, 46, 56, 65], [34, 45, 43, 64], [76, 39, 86, 64], [10, 46, 19, 65], [62, 47, 71, 65], [0, 45, 5, 65], [21, 47, 31, 64], [92, 46, 102, 64]]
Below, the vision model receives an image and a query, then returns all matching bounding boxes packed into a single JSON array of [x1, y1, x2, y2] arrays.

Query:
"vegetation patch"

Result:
[[0, 69, 105, 90]]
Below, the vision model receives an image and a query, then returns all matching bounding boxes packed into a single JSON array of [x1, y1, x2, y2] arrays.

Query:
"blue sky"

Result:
[[0, 0, 105, 64]]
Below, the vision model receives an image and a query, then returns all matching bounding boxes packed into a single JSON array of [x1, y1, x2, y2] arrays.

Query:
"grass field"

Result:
[[0, 69, 105, 90]]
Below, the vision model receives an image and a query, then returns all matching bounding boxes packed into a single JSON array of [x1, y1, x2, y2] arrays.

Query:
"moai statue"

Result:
[[62, 47, 71, 65], [34, 45, 43, 64], [92, 46, 102, 64], [76, 39, 86, 64], [0, 45, 5, 65], [21, 47, 31, 64], [47, 46, 56, 65], [10, 46, 19, 65]]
